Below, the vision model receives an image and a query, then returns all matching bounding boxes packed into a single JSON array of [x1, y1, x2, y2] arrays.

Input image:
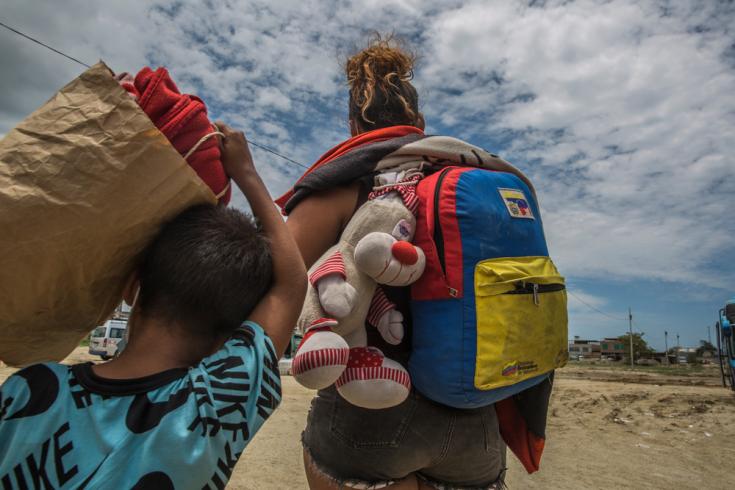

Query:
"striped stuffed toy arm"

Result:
[[309, 251, 358, 320], [366, 286, 404, 345]]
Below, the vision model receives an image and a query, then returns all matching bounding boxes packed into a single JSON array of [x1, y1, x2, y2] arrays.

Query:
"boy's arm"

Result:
[[218, 123, 307, 357]]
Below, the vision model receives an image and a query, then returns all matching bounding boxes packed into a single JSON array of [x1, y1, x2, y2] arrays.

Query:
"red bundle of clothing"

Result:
[[117, 68, 230, 204]]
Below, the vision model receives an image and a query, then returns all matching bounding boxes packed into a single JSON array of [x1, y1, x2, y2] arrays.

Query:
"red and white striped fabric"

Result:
[[292, 346, 350, 375], [366, 287, 396, 328], [336, 365, 411, 390], [368, 174, 422, 215], [304, 317, 338, 333], [309, 251, 346, 286], [335, 347, 411, 390], [291, 319, 350, 390], [334, 347, 411, 408]]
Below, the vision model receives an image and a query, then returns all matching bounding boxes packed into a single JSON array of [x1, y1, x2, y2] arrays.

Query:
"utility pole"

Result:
[[629, 307, 634, 368], [664, 331, 669, 366], [677, 333, 680, 363]]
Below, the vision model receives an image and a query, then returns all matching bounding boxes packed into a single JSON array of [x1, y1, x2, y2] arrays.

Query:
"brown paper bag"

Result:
[[0, 62, 217, 366]]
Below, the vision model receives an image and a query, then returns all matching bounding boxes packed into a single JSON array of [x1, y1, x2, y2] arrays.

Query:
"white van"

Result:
[[89, 319, 128, 360]]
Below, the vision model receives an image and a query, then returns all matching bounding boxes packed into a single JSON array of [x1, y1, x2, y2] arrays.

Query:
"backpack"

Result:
[[410, 166, 568, 409]]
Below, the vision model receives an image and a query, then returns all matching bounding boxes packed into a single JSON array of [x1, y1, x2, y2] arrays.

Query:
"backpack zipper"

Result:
[[433, 167, 452, 278], [504, 282, 566, 305]]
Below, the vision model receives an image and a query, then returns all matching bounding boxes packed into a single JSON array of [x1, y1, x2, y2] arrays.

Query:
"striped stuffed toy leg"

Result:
[[292, 318, 350, 390], [336, 347, 411, 409]]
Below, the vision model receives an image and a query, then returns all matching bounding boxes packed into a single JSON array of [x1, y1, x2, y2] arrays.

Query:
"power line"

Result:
[[568, 290, 627, 321], [0, 22, 671, 337], [0, 20, 310, 171], [248, 141, 309, 169], [0, 20, 91, 68]]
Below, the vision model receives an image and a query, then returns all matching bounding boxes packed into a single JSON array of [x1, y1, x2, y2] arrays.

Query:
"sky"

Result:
[[1, 0, 733, 350]]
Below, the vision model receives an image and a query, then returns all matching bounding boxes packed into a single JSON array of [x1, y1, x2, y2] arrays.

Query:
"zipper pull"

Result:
[[533, 283, 540, 306]]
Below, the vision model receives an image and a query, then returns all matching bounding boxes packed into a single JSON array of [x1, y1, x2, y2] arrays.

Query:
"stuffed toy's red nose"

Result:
[[391, 241, 419, 265]]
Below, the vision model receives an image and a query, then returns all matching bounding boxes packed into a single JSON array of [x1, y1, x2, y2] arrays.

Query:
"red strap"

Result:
[[411, 167, 471, 300], [496, 397, 546, 474]]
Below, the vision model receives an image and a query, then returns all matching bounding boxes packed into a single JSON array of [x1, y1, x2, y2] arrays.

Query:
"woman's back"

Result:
[[284, 35, 510, 489]]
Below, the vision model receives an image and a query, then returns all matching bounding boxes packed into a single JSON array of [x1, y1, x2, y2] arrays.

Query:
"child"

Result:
[[0, 123, 307, 489]]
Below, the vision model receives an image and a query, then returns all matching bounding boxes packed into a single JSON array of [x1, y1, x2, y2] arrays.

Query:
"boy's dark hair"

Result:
[[137, 204, 272, 338]]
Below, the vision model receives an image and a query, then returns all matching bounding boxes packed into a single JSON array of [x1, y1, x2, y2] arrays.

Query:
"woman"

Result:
[[283, 37, 507, 489]]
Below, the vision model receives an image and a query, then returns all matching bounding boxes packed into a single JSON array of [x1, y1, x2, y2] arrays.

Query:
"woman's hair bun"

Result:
[[345, 34, 419, 128], [346, 34, 415, 87]]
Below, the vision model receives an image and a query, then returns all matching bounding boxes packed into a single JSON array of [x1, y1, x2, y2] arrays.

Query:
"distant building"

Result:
[[569, 337, 601, 360], [676, 347, 697, 364], [600, 338, 627, 360], [650, 352, 670, 363]]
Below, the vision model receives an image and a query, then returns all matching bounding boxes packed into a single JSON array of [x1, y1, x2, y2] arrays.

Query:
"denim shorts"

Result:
[[301, 386, 506, 489]]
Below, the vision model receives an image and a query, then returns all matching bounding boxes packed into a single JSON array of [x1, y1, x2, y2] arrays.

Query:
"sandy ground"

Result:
[[237, 369, 735, 490], [2, 351, 733, 489]]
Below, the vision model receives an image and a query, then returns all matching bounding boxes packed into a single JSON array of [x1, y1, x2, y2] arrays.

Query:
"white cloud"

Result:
[[419, 0, 735, 288], [1, 0, 733, 294], [567, 289, 609, 310]]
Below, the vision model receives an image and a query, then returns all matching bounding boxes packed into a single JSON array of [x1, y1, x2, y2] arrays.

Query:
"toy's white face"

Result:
[[354, 230, 426, 287]]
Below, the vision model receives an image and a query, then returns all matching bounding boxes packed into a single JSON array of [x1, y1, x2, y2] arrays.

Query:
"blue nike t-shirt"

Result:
[[0, 321, 281, 489]]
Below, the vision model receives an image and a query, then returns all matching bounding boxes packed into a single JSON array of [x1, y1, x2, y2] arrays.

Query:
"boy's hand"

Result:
[[216, 122, 256, 181]]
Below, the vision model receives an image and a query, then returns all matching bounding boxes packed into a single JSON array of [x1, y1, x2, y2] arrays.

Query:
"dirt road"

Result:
[[235, 374, 734, 489], [2, 352, 733, 489]]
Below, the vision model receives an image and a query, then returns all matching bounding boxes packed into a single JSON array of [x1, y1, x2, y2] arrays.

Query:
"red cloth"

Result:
[[123, 67, 230, 205], [496, 397, 546, 473], [274, 125, 423, 212]]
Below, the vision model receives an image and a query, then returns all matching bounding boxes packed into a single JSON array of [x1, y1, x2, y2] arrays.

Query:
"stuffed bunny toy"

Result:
[[292, 171, 425, 409]]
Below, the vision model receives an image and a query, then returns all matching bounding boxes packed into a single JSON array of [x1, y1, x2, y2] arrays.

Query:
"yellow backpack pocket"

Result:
[[474, 256, 568, 390]]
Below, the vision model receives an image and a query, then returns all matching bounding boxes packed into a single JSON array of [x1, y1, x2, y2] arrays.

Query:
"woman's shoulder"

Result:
[[289, 182, 363, 228], [286, 181, 364, 268]]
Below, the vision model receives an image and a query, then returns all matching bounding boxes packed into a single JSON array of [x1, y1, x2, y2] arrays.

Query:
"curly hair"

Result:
[[345, 34, 420, 131]]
